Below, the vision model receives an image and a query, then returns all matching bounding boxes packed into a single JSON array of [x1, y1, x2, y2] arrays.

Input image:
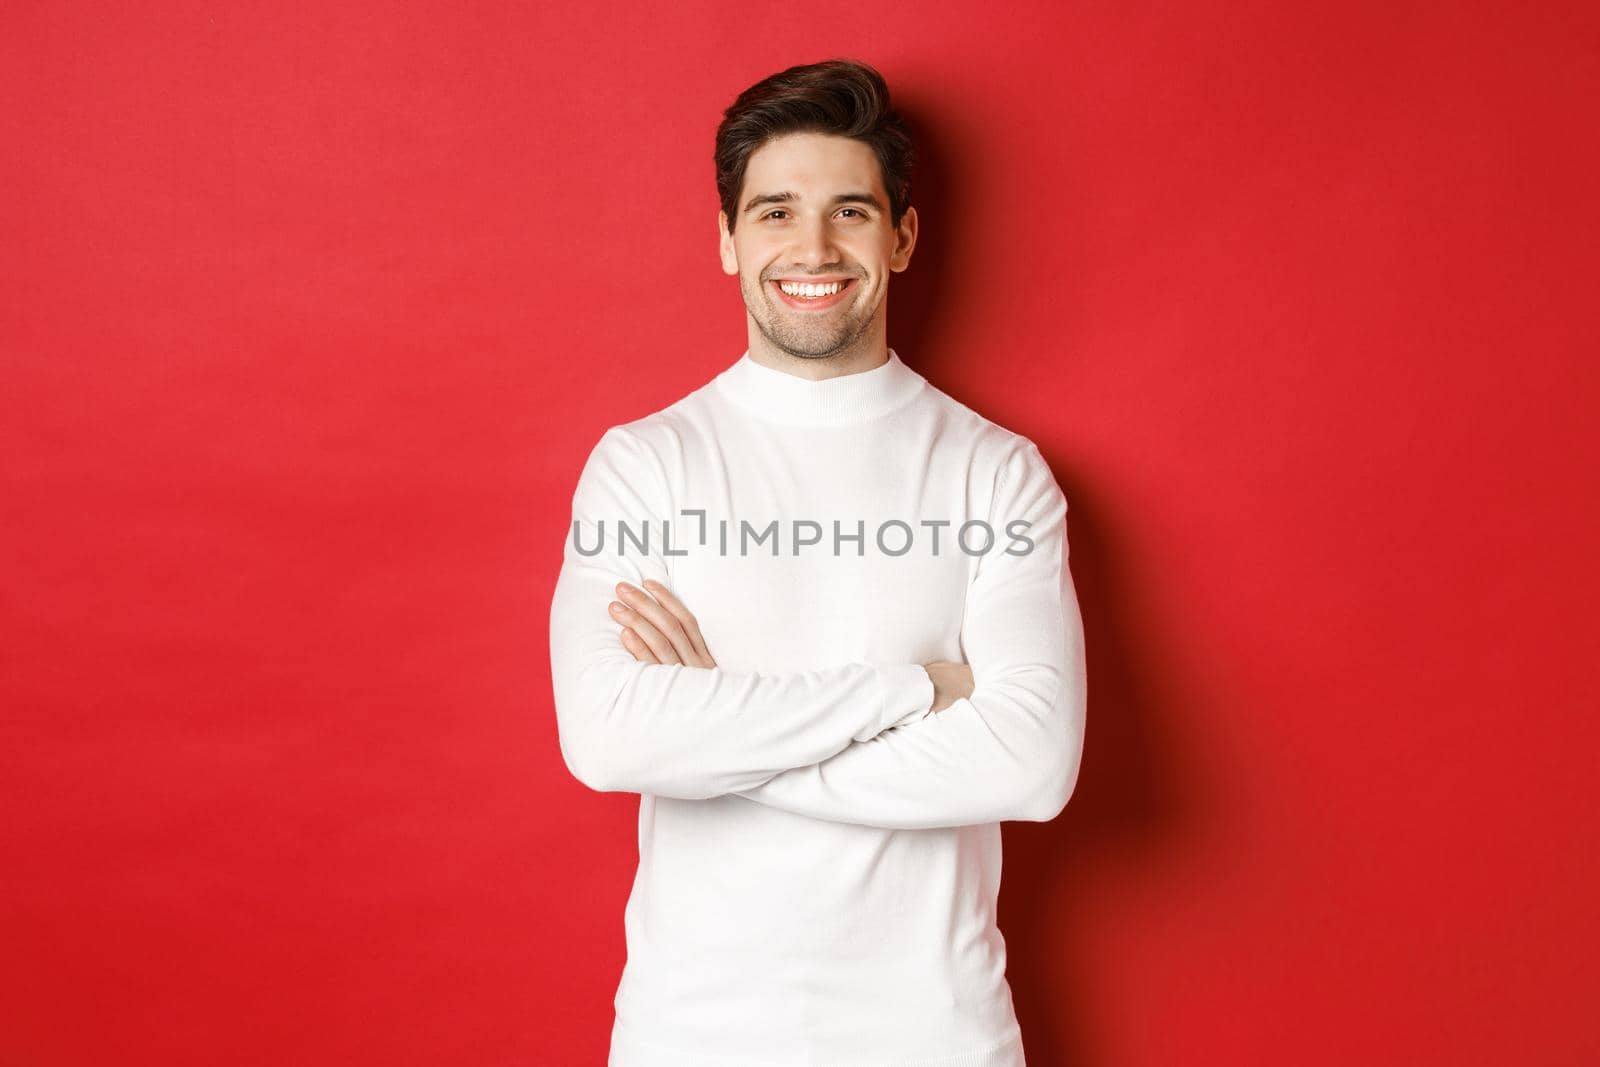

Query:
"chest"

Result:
[[662, 432, 983, 669]]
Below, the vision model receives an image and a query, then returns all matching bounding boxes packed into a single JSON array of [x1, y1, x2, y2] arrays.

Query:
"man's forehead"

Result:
[[746, 133, 880, 180], [741, 134, 886, 202]]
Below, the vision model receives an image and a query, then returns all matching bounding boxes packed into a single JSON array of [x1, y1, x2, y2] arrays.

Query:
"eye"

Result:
[[839, 208, 865, 219], [763, 210, 789, 221]]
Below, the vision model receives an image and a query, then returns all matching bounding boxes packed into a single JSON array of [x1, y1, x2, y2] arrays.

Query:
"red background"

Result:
[[5, 2, 1597, 1064]]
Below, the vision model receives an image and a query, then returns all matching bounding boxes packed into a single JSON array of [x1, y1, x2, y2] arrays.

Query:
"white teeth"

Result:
[[778, 280, 843, 298]]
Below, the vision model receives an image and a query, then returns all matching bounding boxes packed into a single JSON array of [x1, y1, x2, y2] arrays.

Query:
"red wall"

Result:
[[5, 3, 1597, 1063]]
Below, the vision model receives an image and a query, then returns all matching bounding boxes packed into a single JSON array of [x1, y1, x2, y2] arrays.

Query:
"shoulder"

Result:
[[909, 382, 1065, 525], [580, 377, 721, 472], [916, 379, 1049, 473]]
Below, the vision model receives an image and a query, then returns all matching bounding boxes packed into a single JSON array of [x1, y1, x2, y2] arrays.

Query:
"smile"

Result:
[[770, 278, 855, 311]]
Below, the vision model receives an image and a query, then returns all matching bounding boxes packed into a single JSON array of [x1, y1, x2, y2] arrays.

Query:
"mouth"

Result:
[[769, 277, 856, 311]]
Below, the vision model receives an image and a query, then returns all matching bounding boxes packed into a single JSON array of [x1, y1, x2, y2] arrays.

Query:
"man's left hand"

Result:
[[609, 579, 718, 668]]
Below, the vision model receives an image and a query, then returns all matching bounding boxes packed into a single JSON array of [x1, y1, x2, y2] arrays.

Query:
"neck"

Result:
[[713, 343, 927, 428]]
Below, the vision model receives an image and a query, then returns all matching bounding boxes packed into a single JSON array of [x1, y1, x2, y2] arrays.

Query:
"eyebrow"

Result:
[[741, 191, 885, 215]]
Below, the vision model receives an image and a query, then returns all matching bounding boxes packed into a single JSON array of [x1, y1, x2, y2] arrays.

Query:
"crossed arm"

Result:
[[608, 577, 975, 719], [548, 427, 1086, 828], [549, 427, 945, 799]]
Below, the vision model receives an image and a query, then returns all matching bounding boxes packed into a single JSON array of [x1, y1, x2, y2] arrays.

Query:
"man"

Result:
[[549, 57, 1087, 1067]]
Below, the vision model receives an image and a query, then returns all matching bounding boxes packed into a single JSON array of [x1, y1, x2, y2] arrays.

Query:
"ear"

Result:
[[718, 211, 739, 276], [889, 205, 918, 273]]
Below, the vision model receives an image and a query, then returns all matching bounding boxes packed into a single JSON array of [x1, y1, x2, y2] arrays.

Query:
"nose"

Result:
[[789, 214, 841, 269]]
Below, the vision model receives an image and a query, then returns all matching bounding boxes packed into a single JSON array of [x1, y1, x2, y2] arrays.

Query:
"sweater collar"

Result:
[[713, 347, 927, 427]]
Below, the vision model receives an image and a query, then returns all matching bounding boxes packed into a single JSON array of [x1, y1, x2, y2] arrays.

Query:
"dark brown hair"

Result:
[[714, 58, 914, 234]]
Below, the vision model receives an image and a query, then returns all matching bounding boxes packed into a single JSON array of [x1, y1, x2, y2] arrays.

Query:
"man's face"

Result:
[[719, 132, 917, 360]]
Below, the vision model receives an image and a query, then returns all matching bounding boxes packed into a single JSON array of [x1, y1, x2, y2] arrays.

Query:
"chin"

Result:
[[770, 329, 858, 359]]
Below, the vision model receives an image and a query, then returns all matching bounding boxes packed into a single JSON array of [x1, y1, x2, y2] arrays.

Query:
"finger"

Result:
[[641, 579, 715, 666], [618, 626, 656, 663], [615, 582, 696, 664], [609, 598, 681, 665]]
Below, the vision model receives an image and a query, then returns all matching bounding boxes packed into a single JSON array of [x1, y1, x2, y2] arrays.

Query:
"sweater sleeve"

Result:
[[548, 426, 935, 800], [731, 441, 1087, 829]]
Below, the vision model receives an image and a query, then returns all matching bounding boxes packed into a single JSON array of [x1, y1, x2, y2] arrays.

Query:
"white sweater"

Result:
[[549, 348, 1087, 1067]]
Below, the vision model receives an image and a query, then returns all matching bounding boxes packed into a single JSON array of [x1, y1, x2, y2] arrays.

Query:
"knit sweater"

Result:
[[548, 347, 1087, 1066]]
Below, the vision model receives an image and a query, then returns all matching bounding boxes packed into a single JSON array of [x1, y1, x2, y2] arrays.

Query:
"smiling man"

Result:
[[549, 58, 1088, 1066], [725, 129, 902, 370]]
